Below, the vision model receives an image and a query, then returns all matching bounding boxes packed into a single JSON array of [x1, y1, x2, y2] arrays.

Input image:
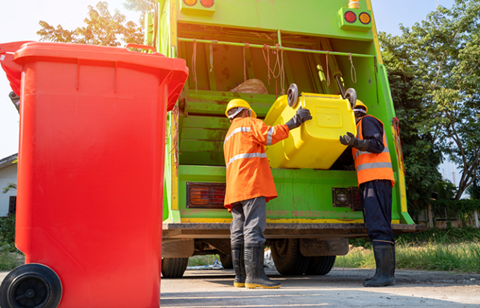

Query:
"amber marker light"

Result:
[[344, 11, 356, 23], [190, 186, 209, 205], [200, 0, 214, 7], [359, 12, 371, 24], [184, 0, 197, 6]]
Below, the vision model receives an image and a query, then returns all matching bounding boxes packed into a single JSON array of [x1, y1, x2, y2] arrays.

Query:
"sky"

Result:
[[0, 0, 460, 184]]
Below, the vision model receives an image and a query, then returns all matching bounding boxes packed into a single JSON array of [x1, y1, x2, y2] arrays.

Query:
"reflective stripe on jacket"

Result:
[[352, 115, 395, 187], [223, 117, 289, 210]]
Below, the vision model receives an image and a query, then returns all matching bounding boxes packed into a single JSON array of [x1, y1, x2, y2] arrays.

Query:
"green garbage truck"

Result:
[[146, 0, 424, 278]]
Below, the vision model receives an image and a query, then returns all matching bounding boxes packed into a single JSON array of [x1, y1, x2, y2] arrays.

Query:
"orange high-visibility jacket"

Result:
[[352, 115, 395, 187], [223, 117, 289, 210]]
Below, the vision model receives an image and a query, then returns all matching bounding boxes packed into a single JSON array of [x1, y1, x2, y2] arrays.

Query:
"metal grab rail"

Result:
[[177, 37, 375, 59]]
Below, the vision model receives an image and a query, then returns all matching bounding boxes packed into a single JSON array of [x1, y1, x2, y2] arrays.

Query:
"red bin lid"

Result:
[[1, 42, 189, 111]]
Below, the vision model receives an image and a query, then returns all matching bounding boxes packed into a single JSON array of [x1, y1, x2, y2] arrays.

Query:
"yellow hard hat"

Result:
[[354, 100, 368, 113], [225, 98, 257, 118]]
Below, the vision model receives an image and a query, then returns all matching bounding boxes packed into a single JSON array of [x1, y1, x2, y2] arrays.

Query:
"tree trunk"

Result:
[[474, 210, 479, 229], [428, 203, 434, 229]]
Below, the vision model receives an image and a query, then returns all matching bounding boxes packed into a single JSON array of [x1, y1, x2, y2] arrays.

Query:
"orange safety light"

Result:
[[187, 183, 226, 208], [359, 12, 371, 24], [348, 0, 360, 9], [184, 0, 197, 6], [189, 186, 210, 205], [200, 0, 214, 7], [344, 11, 357, 23]]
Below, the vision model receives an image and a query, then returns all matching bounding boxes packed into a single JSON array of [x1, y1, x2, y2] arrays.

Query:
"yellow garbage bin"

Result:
[[264, 92, 356, 169]]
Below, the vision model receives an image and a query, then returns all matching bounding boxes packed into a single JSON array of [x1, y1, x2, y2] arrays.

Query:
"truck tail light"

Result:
[[351, 187, 362, 211], [332, 187, 362, 211], [344, 11, 357, 23], [183, 0, 197, 6], [187, 182, 226, 208], [359, 12, 371, 24], [200, 0, 214, 8]]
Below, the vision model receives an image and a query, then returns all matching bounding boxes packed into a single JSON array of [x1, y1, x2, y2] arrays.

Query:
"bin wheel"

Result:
[[219, 253, 233, 269], [287, 84, 299, 108], [345, 88, 357, 109], [270, 239, 310, 275], [304, 256, 336, 275], [0, 263, 62, 308], [161, 258, 188, 278]]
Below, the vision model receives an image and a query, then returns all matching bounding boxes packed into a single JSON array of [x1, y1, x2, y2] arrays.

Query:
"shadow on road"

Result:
[[160, 268, 480, 307]]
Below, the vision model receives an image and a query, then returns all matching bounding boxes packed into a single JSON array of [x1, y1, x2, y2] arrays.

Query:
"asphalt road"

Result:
[[2, 268, 480, 307], [160, 268, 480, 307]]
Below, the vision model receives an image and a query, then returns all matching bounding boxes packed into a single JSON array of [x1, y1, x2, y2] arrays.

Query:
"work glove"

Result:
[[285, 107, 313, 130], [339, 132, 370, 151]]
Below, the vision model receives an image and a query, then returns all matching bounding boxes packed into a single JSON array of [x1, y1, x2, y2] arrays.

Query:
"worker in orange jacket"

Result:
[[224, 98, 312, 289], [340, 101, 396, 287]]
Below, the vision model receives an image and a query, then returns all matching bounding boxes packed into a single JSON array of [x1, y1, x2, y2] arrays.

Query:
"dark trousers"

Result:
[[360, 180, 394, 246], [230, 197, 267, 246]]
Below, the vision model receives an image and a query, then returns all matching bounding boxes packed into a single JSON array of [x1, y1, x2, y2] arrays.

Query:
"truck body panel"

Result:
[[150, 0, 421, 275]]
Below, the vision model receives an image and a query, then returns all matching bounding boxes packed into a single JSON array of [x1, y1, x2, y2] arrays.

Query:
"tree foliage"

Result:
[[381, 0, 480, 200], [37, 1, 143, 46], [379, 32, 442, 215]]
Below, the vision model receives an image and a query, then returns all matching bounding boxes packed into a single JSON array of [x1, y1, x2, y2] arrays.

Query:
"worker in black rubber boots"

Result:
[[223, 98, 312, 289], [339, 101, 396, 287]]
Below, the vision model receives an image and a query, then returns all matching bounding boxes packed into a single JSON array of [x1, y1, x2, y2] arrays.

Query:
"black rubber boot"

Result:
[[245, 244, 281, 289], [232, 244, 246, 287], [363, 245, 396, 287]]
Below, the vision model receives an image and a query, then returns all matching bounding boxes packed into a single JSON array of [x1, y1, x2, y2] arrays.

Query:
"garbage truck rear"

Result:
[[147, 0, 424, 278]]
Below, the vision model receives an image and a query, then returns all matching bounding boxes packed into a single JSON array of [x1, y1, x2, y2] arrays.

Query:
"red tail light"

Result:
[[352, 187, 362, 211], [200, 0, 214, 7], [187, 183, 226, 208], [344, 11, 357, 23]]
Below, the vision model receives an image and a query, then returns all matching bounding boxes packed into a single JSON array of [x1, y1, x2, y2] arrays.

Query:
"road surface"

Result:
[[2, 268, 480, 307], [160, 268, 480, 307]]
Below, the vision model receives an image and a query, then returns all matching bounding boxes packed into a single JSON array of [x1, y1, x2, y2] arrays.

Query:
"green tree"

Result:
[[37, 1, 143, 46], [2, 183, 17, 194], [467, 176, 480, 200], [379, 32, 442, 217], [383, 0, 480, 200]]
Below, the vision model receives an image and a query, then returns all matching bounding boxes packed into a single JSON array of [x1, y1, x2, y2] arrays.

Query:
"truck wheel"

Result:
[[0, 263, 62, 308], [219, 253, 233, 269], [161, 258, 188, 278], [271, 239, 310, 275], [305, 256, 336, 275]]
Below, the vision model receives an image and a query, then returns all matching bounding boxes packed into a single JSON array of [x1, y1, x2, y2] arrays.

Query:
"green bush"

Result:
[[0, 215, 16, 251]]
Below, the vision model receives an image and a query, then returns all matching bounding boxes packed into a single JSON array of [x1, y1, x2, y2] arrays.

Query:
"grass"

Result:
[[0, 244, 24, 271], [187, 254, 219, 267], [336, 228, 480, 273]]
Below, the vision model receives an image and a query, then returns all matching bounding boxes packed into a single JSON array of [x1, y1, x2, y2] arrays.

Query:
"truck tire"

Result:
[[161, 258, 188, 278], [219, 253, 233, 269], [305, 256, 336, 275], [271, 239, 310, 275]]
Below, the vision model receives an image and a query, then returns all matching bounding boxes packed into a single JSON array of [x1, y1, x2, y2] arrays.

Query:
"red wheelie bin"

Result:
[[0, 42, 188, 308]]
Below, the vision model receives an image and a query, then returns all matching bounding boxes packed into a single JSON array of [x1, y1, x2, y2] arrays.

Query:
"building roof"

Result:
[[0, 153, 18, 170]]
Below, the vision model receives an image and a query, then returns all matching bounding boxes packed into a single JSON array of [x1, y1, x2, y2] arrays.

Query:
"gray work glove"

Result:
[[339, 132, 370, 151], [285, 107, 313, 130]]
